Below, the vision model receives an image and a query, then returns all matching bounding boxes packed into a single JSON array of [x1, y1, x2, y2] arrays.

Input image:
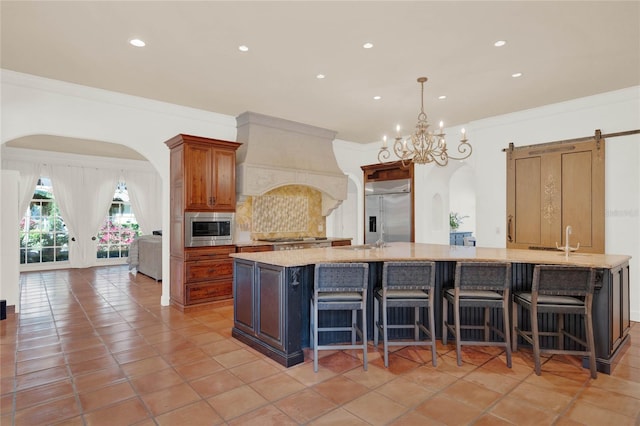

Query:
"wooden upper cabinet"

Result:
[[506, 138, 605, 253], [166, 134, 241, 212]]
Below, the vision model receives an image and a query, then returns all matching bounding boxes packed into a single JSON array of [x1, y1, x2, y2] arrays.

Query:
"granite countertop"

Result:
[[229, 241, 631, 269]]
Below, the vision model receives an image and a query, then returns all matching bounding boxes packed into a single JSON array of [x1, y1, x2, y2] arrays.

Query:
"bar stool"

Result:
[[443, 262, 512, 367], [310, 262, 369, 372], [512, 265, 597, 378], [374, 261, 437, 367]]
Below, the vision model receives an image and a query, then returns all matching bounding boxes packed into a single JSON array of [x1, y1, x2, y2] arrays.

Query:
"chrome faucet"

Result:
[[556, 225, 580, 257]]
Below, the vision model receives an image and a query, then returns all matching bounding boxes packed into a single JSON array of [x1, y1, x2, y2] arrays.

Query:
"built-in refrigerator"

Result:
[[364, 178, 412, 244]]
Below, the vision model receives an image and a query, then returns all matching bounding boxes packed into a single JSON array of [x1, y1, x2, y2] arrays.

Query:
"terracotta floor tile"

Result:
[[13, 394, 80, 426], [312, 375, 370, 405], [200, 338, 243, 357], [213, 348, 259, 368], [77, 381, 136, 412], [387, 410, 445, 426], [140, 382, 202, 416], [228, 404, 298, 426], [370, 352, 421, 374], [155, 400, 224, 426], [121, 355, 170, 378], [160, 346, 208, 367], [15, 365, 70, 391], [308, 407, 371, 425], [105, 336, 149, 354], [68, 355, 119, 377], [173, 358, 225, 381], [228, 359, 281, 384], [275, 388, 337, 424], [14, 379, 74, 411], [207, 384, 269, 421], [5, 267, 640, 426], [73, 366, 127, 393], [375, 377, 435, 407], [16, 353, 66, 376], [564, 400, 636, 425], [189, 370, 244, 398], [403, 365, 458, 391], [343, 391, 408, 425], [463, 368, 522, 394], [130, 368, 185, 394], [576, 384, 640, 418], [284, 361, 337, 387], [489, 395, 558, 425], [441, 379, 503, 409], [509, 381, 574, 413], [186, 330, 226, 346], [65, 345, 111, 365], [82, 397, 150, 426], [316, 351, 364, 374], [250, 372, 307, 401], [342, 363, 397, 389], [415, 395, 485, 425]]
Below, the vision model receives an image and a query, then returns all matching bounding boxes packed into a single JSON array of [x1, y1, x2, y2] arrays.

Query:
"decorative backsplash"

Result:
[[235, 185, 326, 240]]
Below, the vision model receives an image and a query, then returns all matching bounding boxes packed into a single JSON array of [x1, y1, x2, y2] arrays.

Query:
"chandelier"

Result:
[[377, 77, 472, 167]]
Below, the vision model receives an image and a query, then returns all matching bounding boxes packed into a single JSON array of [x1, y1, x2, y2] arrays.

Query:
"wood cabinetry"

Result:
[[506, 138, 604, 253], [233, 259, 304, 366], [236, 245, 274, 253], [168, 135, 240, 212], [165, 134, 241, 311]]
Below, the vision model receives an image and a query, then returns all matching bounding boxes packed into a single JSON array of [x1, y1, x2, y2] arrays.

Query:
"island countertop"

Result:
[[229, 242, 630, 269]]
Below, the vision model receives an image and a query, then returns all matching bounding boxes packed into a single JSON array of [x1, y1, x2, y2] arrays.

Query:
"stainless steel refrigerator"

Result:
[[365, 179, 412, 244]]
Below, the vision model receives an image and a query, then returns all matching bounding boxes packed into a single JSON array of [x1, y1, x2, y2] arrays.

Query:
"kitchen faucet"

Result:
[[556, 225, 580, 257]]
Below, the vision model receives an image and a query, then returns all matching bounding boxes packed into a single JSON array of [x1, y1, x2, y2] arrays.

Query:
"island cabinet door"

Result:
[[234, 260, 256, 334], [256, 263, 286, 351]]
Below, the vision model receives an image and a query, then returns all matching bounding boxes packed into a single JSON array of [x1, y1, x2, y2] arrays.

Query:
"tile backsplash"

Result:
[[236, 185, 326, 240]]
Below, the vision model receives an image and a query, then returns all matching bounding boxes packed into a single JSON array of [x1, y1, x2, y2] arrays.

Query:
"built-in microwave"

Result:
[[184, 212, 234, 247]]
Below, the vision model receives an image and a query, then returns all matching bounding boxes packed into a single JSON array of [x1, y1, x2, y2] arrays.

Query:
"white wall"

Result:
[[1, 170, 20, 312], [334, 86, 640, 321], [1, 70, 238, 306]]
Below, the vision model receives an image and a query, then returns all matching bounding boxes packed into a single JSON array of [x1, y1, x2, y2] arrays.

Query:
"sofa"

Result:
[[128, 235, 162, 281]]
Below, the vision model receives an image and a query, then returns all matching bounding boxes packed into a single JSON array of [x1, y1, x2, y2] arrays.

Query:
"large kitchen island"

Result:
[[230, 242, 631, 374]]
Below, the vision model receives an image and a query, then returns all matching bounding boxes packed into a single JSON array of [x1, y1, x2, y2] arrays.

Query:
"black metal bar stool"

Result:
[[512, 265, 597, 378], [373, 261, 437, 367], [443, 261, 512, 367], [310, 262, 369, 373]]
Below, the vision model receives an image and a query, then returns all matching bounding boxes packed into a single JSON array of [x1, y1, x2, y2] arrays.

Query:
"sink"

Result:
[[335, 244, 375, 250]]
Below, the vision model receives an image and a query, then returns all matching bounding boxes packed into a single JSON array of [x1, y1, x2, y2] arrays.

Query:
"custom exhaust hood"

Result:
[[235, 111, 347, 215]]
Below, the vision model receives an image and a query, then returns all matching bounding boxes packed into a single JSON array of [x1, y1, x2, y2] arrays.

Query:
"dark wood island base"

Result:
[[230, 243, 631, 374]]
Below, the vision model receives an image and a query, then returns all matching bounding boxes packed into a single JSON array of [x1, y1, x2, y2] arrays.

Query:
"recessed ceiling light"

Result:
[[363, 42, 374, 49], [494, 40, 507, 47], [373, 95, 381, 100], [129, 38, 146, 47], [238, 45, 249, 52], [438, 95, 447, 100], [316, 74, 325, 79], [512, 72, 523, 78]]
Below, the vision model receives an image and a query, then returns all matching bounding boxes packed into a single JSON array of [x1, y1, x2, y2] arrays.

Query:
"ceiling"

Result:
[[2, 1, 639, 149]]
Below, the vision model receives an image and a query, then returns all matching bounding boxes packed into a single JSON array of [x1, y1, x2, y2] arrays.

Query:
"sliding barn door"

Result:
[[506, 138, 604, 253]]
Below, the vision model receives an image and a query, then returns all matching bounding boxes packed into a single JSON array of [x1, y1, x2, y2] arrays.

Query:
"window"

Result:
[[19, 178, 69, 264], [97, 182, 141, 259]]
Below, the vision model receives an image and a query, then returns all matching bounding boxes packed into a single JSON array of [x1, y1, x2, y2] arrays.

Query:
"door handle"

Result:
[[507, 215, 513, 243]]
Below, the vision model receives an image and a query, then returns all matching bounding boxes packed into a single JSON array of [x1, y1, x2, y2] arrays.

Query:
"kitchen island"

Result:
[[230, 242, 631, 373]]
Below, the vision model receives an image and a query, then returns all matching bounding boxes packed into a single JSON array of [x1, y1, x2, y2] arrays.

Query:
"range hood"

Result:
[[235, 111, 347, 215]]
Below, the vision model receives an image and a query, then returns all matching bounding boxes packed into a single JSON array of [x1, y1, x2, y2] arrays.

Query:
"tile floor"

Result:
[[1, 266, 639, 425]]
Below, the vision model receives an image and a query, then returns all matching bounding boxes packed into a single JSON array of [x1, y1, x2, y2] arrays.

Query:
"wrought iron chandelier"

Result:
[[378, 77, 472, 167]]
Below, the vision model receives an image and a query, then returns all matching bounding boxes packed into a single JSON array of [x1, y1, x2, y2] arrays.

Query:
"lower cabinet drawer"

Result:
[[186, 281, 232, 304], [185, 259, 233, 282]]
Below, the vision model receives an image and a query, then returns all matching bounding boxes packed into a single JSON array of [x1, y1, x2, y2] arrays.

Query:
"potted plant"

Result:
[[449, 212, 469, 232]]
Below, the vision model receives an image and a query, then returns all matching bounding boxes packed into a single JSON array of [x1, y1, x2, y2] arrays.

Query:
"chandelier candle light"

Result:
[[378, 77, 472, 167]]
